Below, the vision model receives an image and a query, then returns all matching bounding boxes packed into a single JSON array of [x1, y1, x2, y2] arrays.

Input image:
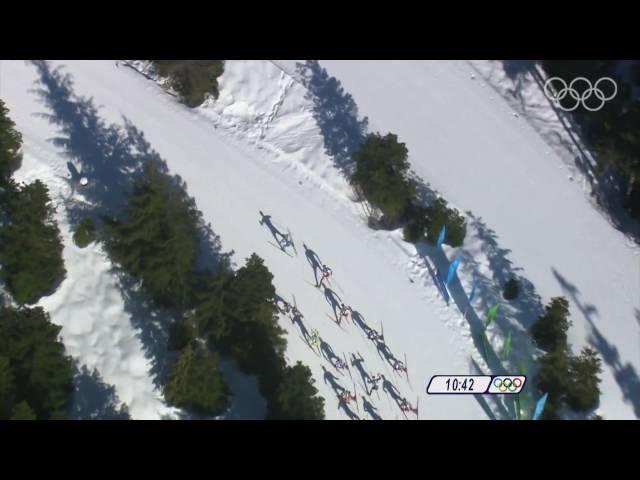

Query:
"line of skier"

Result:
[[313, 255, 417, 418], [271, 237, 417, 419]]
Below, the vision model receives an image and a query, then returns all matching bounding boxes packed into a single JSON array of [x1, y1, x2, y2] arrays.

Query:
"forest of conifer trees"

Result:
[[106, 160, 324, 418]]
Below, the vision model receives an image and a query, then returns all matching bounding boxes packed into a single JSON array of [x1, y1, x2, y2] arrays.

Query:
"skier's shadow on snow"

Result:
[[351, 353, 372, 390], [322, 365, 345, 396], [350, 310, 376, 338], [259, 210, 287, 246], [323, 287, 343, 321], [362, 396, 382, 420], [553, 268, 640, 418], [274, 292, 288, 308], [291, 312, 312, 343], [303, 243, 323, 286], [381, 375, 404, 410], [338, 399, 360, 420], [375, 339, 398, 367], [323, 367, 358, 419], [319, 337, 342, 368], [30, 60, 233, 392], [69, 362, 131, 420], [297, 60, 369, 178], [372, 335, 402, 372]]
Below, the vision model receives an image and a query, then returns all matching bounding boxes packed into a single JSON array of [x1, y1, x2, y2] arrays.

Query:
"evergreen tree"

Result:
[[423, 197, 467, 247], [402, 204, 429, 242], [0, 354, 15, 418], [152, 61, 225, 107], [565, 347, 602, 411], [164, 345, 228, 415], [535, 346, 569, 420], [194, 254, 288, 399], [0, 180, 66, 305], [168, 314, 197, 352], [107, 162, 201, 309], [531, 297, 572, 352], [0, 100, 22, 184], [540, 61, 640, 220], [189, 270, 229, 340], [0, 306, 73, 419], [351, 133, 416, 227], [10, 401, 36, 420], [220, 255, 286, 370], [269, 362, 325, 420], [73, 218, 96, 248]]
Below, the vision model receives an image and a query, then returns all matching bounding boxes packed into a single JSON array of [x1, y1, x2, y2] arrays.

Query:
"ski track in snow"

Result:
[[2, 59, 638, 419]]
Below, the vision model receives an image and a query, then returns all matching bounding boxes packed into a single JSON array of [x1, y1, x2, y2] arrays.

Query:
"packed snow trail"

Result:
[[1, 60, 491, 419], [278, 60, 640, 419]]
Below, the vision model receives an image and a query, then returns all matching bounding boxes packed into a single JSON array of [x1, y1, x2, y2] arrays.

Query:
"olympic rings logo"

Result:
[[543, 77, 617, 112], [493, 377, 523, 393]]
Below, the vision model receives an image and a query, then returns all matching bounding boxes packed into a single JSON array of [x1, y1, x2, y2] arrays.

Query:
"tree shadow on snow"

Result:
[[417, 241, 507, 376], [501, 60, 536, 110], [466, 212, 543, 331], [69, 362, 131, 420], [414, 214, 544, 417], [552, 268, 640, 418], [217, 357, 267, 420], [296, 60, 369, 178], [30, 60, 235, 396], [469, 357, 511, 420], [526, 65, 640, 246], [115, 272, 178, 390]]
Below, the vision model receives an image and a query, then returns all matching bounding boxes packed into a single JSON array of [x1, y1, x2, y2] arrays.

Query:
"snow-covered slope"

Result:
[[1, 59, 637, 419], [276, 60, 640, 419]]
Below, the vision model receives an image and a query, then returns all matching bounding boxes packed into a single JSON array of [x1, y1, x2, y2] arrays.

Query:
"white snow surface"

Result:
[[1, 59, 638, 419]]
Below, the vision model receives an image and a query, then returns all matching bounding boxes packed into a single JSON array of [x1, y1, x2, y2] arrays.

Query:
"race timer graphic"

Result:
[[427, 375, 526, 394]]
